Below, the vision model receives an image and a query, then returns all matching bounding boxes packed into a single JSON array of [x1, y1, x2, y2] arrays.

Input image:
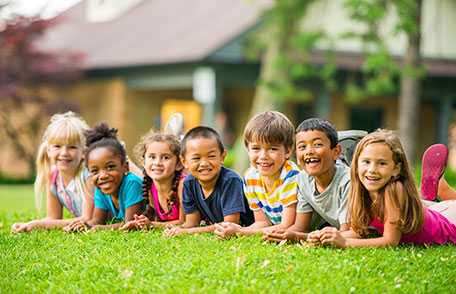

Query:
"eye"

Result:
[[314, 143, 323, 148], [297, 144, 306, 151], [89, 168, 98, 175], [163, 155, 171, 160], [191, 157, 200, 161], [270, 147, 279, 151], [107, 164, 117, 170], [209, 155, 216, 159]]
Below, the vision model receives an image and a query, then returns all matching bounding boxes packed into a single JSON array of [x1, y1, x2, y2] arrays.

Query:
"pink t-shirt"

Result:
[[149, 173, 186, 221], [370, 207, 456, 245]]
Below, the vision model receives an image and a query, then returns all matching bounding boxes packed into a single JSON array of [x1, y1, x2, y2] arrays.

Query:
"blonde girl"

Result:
[[307, 129, 456, 247], [121, 131, 185, 230], [11, 112, 94, 233]]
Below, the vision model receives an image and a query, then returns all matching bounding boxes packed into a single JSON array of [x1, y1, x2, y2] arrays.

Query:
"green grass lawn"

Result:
[[1, 180, 456, 292], [0, 184, 35, 213]]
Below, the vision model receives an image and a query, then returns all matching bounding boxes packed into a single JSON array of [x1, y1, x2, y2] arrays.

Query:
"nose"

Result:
[[367, 163, 376, 173], [305, 146, 313, 155], [98, 169, 109, 179], [199, 157, 211, 167], [259, 149, 268, 159], [61, 146, 69, 155]]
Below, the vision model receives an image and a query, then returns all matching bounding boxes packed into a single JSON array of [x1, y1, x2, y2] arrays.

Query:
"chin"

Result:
[[198, 175, 216, 182], [303, 168, 320, 176]]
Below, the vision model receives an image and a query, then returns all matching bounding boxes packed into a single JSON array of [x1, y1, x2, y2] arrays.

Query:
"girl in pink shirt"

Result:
[[307, 129, 456, 247], [122, 131, 185, 230]]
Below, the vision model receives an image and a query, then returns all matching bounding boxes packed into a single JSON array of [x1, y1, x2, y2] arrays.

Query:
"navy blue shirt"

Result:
[[183, 167, 253, 226]]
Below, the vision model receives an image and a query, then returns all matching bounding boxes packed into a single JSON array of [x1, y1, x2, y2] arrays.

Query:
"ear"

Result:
[[221, 149, 228, 162], [180, 155, 188, 170], [393, 162, 402, 178], [176, 160, 184, 171], [285, 147, 292, 160], [332, 143, 342, 160], [123, 160, 129, 175]]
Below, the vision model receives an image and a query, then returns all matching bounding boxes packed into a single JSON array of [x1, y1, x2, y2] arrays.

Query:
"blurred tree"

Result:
[[233, 0, 322, 172], [344, 0, 424, 166], [396, 0, 423, 167], [0, 11, 83, 176], [233, 0, 424, 172]]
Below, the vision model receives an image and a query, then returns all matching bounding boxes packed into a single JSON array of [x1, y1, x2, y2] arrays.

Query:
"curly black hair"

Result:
[[84, 122, 127, 164]]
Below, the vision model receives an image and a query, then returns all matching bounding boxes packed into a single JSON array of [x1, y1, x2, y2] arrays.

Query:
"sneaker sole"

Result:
[[421, 144, 448, 201]]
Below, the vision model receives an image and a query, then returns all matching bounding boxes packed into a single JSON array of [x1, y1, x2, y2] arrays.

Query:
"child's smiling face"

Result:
[[87, 147, 128, 197], [296, 130, 340, 177], [144, 141, 181, 182], [182, 137, 226, 186], [357, 142, 400, 197], [47, 140, 83, 174], [247, 141, 290, 181]]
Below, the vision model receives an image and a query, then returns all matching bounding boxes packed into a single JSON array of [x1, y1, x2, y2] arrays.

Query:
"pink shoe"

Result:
[[421, 144, 448, 201]]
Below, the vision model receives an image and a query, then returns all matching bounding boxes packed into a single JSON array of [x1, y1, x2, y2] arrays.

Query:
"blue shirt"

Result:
[[94, 172, 143, 221], [183, 167, 253, 226]]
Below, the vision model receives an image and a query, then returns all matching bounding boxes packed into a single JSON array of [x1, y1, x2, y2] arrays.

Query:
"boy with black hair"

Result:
[[265, 118, 350, 242], [164, 126, 253, 236]]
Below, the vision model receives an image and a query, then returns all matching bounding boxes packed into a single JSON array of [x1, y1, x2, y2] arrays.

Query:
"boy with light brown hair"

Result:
[[214, 111, 300, 238]]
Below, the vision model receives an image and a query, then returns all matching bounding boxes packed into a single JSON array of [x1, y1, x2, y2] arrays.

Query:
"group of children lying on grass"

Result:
[[11, 110, 456, 248]]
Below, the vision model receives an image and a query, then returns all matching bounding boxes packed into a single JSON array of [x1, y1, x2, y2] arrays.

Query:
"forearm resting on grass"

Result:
[[12, 217, 76, 233]]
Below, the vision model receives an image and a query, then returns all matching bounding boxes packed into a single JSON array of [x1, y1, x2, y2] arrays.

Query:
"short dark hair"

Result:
[[243, 111, 294, 149], [181, 126, 224, 156], [296, 118, 338, 148], [84, 122, 127, 163]]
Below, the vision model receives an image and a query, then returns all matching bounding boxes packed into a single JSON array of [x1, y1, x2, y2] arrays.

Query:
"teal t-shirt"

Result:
[[94, 172, 143, 221]]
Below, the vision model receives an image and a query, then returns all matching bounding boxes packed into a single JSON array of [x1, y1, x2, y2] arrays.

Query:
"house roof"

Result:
[[40, 0, 272, 69]]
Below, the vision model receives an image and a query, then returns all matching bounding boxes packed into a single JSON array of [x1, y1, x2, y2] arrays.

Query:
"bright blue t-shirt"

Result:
[[94, 172, 143, 221]]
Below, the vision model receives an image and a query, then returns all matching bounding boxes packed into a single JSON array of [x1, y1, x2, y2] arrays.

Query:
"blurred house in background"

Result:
[[2, 0, 456, 177]]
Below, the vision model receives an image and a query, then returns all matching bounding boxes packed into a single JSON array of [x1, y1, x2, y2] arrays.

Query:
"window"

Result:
[[349, 107, 383, 132]]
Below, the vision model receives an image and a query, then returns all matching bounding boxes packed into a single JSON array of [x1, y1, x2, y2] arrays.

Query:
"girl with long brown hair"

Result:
[[307, 129, 456, 247]]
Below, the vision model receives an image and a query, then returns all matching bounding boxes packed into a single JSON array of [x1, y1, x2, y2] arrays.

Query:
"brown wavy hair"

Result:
[[349, 129, 424, 237], [134, 131, 182, 220]]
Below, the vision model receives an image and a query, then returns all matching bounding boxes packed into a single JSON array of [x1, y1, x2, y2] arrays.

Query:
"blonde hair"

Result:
[[34, 111, 89, 211], [349, 129, 424, 237]]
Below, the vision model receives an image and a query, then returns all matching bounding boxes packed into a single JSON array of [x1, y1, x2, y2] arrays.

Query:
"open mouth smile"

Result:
[[304, 158, 320, 165]]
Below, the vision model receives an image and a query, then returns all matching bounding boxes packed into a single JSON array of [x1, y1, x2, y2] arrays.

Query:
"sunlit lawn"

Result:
[[1, 169, 456, 292]]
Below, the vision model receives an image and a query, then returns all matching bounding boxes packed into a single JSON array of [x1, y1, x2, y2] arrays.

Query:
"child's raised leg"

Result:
[[421, 144, 448, 201]]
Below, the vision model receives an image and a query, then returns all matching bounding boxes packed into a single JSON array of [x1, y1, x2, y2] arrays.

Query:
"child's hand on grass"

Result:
[[263, 228, 295, 243], [306, 230, 322, 246], [318, 227, 347, 248], [120, 220, 139, 231], [214, 222, 241, 239], [133, 214, 151, 229], [121, 214, 152, 231], [64, 220, 91, 233], [11, 222, 31, 233], [164, 226, 183, 237]]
